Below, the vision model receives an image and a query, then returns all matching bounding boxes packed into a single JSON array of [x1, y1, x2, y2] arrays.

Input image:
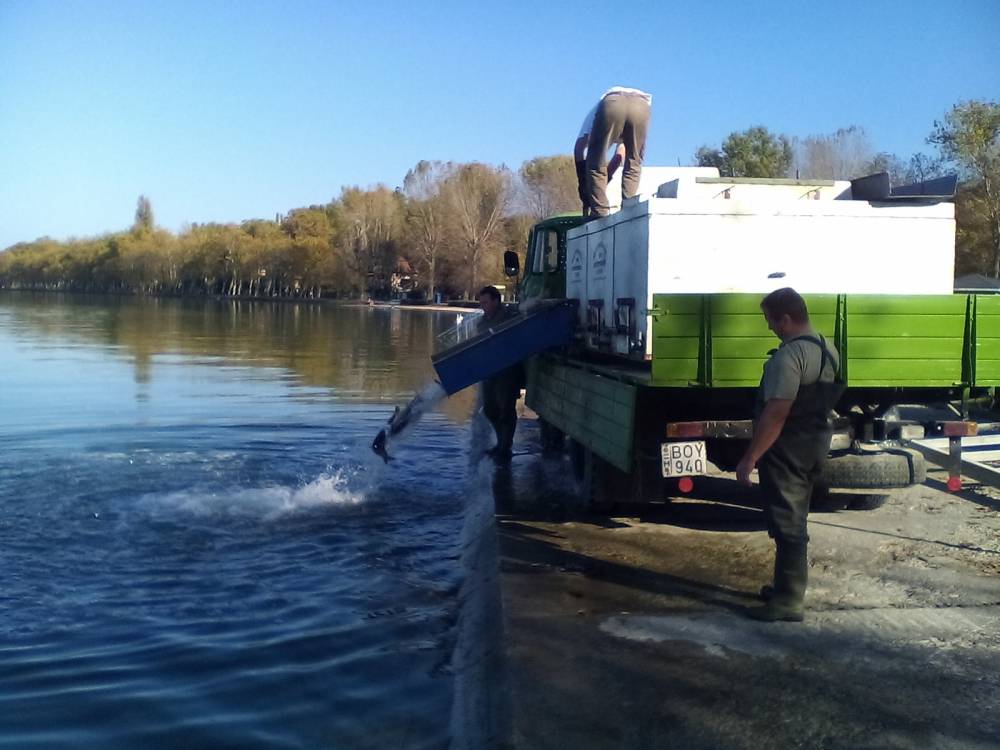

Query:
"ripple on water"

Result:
[[0, 297, 475, 748]]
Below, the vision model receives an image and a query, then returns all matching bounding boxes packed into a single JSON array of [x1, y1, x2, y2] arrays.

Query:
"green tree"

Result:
[[696, 126, 792, 178], [694, 146, 726, 172], [928, 100, 1000, 276], [954, 183, 994, 276]]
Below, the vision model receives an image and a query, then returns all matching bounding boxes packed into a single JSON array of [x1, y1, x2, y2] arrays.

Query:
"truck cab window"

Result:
[[545, 231, 559, 272], [533, 230, 559, 273]]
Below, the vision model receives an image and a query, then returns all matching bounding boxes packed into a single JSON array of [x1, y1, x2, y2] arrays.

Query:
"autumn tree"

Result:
[[791, 126, 875, 179], [333, 186, 404, 298], [929, 100, 1000, 276], [134, 195, 154, 231], [518, 155, 580, 219], [442, 163, 512, 298], [402, 160, 454, 297], [280, 208, 332, 296]]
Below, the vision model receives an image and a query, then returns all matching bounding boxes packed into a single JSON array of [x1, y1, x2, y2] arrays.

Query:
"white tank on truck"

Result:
[[565, 168, 956, 358]]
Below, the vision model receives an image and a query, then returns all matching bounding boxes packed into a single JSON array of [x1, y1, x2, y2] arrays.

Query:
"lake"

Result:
[[0, 292, 500, 749]]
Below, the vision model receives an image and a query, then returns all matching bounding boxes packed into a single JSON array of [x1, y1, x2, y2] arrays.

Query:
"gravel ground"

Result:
[[495, 450, 1000, 750]]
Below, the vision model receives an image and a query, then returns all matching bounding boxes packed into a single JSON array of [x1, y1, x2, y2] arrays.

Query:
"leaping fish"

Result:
[[371, 398, 420, 463]]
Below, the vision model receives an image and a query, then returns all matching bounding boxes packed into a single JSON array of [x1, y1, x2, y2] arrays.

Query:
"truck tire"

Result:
[[847, 493, 890, 510], [809, 481, 849, 512], [820, 449, 925, 489]]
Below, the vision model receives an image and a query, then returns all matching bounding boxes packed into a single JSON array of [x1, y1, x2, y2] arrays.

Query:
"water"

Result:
[[0, 293, 485, 749]]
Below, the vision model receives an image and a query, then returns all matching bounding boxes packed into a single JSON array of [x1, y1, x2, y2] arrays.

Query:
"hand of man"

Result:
[[736, 456, 756, 486]]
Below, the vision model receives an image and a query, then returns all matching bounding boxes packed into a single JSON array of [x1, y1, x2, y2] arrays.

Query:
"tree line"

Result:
[[1, 99, 996, 297], [0, 159, 572, 301]]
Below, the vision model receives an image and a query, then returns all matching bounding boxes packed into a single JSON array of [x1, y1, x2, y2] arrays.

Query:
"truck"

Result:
[[430, 166, 997, 510]]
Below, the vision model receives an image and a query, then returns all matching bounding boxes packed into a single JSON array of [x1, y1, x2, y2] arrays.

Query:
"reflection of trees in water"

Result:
[[0, 293, 477, 422]]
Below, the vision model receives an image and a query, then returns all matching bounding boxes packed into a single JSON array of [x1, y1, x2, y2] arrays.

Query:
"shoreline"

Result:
[[0, 287, 480, 313]]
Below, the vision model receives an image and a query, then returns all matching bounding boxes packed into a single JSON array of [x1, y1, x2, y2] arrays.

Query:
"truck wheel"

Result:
[[847, 493, 890, 510], [820, 449, 925, 489], [809, 481, 849, 512]]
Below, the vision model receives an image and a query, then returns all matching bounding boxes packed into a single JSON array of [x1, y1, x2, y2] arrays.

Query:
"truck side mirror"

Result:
[[503, 250, 520, 277]]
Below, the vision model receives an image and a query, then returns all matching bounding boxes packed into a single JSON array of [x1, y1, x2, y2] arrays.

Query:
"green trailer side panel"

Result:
[[974, 295, 1000, 386], [709, 293, 837, 388], [653, 292, 972, 389], [651, 294, 703, 315], [651, 346, 700, 385], [654, 316, 704, 337], [526, 355, 636, 472], [845, 295, 967, 387], [653, 293, 838, 387], [849, 338, 964, 358], [651, 294, 704, 385], [848, 296, 968, 315], [848, 315, 966, 337]]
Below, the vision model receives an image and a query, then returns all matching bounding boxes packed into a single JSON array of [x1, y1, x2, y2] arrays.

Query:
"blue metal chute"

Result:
[[431, 300, 579, 395]]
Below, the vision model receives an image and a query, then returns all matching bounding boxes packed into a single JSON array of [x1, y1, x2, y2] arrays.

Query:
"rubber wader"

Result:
[[482, 363, 523, 464], [748, 336, 843, 622]]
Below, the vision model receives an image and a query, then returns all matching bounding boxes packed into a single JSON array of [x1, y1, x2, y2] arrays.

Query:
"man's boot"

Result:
[[493, 419, 515, 465], [758, 544, 783, 600], [747, 541, 807, 622]]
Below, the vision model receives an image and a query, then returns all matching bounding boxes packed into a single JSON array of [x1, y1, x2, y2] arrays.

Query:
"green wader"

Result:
[[482, 364, 522, 459], [477, 307, 523, 461], [752, 336, 842, 621]]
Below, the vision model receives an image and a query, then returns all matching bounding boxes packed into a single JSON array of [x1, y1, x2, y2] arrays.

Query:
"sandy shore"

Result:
[[494, 421, 1000, 749]]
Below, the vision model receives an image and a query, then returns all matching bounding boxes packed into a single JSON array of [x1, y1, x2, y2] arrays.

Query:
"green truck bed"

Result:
[[651, 293, 1000, 388], [526, 293, 1000, 475]]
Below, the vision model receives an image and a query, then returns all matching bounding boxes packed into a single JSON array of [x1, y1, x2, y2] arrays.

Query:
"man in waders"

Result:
[[477, 286, 523, 465], [736, 288, 842, 622]]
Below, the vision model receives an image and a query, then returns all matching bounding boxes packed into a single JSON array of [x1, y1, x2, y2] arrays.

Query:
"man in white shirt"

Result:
[[574, 87, 652, 217]]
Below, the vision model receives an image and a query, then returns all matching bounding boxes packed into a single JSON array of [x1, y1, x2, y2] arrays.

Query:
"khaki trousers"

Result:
[[585, 94, 651, 217]]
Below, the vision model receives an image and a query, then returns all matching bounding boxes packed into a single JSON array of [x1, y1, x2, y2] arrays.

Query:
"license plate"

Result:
[[661, 440, 707, 477]]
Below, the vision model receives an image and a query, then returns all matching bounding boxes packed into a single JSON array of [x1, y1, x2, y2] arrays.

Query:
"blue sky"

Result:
[[1, 0, 997, 249]]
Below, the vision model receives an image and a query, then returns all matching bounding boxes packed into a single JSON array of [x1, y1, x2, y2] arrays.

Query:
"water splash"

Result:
[[449, 398, 510, 749], [137, 470, 364, 521]]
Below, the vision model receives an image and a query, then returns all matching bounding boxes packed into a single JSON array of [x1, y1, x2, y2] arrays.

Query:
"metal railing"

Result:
[[435, 311, 483, 353]]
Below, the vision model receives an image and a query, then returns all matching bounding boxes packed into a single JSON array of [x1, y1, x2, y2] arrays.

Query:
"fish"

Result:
[[371, 383, 447, 464], [372, 427, 392, 463], [371, 402, 417, 463]]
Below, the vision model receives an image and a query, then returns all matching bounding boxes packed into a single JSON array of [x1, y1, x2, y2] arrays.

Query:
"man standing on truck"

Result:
[[736, 288, 842, 622], [477, 285, 523, 465], [574, 87, 652, 218]]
